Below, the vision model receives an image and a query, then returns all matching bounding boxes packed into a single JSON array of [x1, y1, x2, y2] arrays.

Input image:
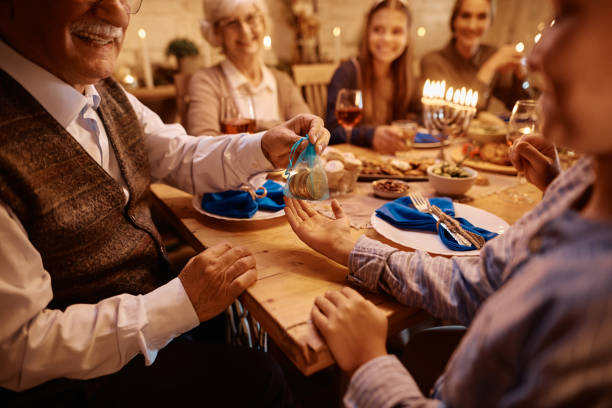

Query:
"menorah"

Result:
[[421, 79, 479, 161]]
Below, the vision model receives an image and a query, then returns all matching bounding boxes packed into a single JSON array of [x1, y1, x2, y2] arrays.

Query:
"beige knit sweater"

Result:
[[187, 63, 310, 136]]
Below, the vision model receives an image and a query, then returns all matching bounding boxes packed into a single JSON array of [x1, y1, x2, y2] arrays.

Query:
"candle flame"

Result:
[[534, 33, 542, 44], [459, 87, 467, 105], [515, 42, 525, 53], [138, 28, 146, 39], [453, 89, 460, 104], [332, 26, 341, 37], [446, 87, 454, 102], [123, 74, 135, 85], [263, 35, 272, 50], [423, 79, 431, 97], [471, 91, 479, 107]]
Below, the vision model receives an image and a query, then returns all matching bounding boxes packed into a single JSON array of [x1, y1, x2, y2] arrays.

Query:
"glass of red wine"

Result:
[[335, 89, 363, 144], [220, 95, 256, 134]]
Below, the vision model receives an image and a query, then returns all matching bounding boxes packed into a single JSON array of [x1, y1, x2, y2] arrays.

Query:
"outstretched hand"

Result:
[[284, 197, 356, 266], [509, 134, 560, 192], [312, 287, 388, 376], [261, 114, 330, 168]]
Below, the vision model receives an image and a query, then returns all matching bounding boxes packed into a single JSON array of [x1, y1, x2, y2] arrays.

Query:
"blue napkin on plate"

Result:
[[375, 196, 498, 251], [201, 180, 285, 219], [414, 132, 445, 144]]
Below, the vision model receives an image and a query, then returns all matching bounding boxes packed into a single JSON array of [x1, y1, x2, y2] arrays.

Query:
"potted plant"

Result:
[[166, 38, 200, 73]]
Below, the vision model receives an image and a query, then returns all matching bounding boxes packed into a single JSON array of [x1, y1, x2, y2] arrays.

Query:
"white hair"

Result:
[[200, 0, 270, 47]]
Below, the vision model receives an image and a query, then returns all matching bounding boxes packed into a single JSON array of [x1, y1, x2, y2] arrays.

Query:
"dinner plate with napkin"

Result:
[[199, 180, 285, 219], [374, 196, 499, 252]]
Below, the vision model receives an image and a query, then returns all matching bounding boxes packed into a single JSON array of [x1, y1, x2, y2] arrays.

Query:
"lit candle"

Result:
[[471, 91, 479, 108], [138, 28, 154, 89], [332, 26, 341, 64], [262, 35, 276, 66]]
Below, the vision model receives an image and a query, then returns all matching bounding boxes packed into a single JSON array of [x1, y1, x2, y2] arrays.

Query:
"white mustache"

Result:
[[70, 20, 123, 41]]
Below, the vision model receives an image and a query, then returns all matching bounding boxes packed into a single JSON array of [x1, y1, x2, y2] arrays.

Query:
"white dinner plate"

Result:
[[192, 195, 285, 221], [371, 203, 509, 256]]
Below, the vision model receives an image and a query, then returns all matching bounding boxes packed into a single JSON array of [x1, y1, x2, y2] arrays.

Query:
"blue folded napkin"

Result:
[[375, 196, 498, 251], [414, 132, 447, 144], [201, 180, 285, 219]]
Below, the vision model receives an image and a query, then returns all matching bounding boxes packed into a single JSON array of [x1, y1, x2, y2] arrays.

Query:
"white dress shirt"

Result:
[[0, 40, 274, 391], [221, 59, 281, 124]]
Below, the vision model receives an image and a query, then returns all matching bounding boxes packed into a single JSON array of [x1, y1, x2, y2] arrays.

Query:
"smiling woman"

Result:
[[326, 0, 418, 155], [186, 0, 310, 136], [420, 0, 531, 112]]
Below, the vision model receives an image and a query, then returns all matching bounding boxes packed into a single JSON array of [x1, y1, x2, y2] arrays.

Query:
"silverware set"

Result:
[[408, 191, 485, 249]]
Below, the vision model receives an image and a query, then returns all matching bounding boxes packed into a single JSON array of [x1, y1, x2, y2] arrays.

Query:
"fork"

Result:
[[408, 191, 477, 248]]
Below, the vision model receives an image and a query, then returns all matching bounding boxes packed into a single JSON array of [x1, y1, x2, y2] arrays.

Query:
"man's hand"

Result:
[[284, 197, 356, 267], [509, 134, 560, 192], [261, 114, 330, 168], [312, 287, 388, 376], [179, 241, 257, 322], [372, 125, 408, 155]]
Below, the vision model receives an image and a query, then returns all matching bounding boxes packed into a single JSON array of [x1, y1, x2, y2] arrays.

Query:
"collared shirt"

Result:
[[221, 59, 280, 123], [344, 157, 612, 407], [0, 39, 274, 391]]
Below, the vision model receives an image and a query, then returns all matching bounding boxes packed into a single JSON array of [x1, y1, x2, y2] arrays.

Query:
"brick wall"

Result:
[[118, 0, 552, 78]]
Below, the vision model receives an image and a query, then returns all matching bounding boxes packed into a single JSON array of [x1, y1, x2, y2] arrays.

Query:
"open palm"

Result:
[[284, 197, 355, 266]]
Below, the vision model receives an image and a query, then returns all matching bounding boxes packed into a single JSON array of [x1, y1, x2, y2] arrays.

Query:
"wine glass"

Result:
[[335, 89, 363, 144], [503, 99, 540, 204], [220, 95, 256, 134]]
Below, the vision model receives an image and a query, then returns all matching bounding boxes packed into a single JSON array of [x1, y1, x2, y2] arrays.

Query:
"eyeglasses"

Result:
[[123, 0, 143, 14], [216, 12, 263, 31]]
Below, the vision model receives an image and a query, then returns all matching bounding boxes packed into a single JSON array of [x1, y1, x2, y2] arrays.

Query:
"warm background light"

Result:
[[263, 35, 272, 50], [417, 26, 426, 37], [137, 28, 146, 39]]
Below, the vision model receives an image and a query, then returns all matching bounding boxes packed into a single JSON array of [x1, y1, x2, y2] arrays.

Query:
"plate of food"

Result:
[[372, 179, 411, 199], [467, 112, 507, 144], [452, 142, 517, 175], [358, 157, 433, 181], [371, 203, 509, 256]]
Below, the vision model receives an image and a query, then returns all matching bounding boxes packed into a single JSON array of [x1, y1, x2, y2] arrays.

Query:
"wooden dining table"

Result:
[[150, 143, 541, 376]]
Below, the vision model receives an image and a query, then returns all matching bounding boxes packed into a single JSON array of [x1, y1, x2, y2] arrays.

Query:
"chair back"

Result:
[[291, 63, 337, 118], [174, 73, 192, 129]]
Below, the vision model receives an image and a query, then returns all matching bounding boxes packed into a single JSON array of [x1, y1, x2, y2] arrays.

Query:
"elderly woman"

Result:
[[187, 0, 310, 136], [420, 0, 531, 112], [326, 0, 418, 155], [283, 0, 612, 405]]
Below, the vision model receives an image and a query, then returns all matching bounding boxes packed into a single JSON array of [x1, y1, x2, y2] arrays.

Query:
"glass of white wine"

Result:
[[503, 99, 540, 204]]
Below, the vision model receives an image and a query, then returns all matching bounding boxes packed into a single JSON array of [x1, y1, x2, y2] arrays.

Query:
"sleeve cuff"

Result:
[[344, 355, 428, 407], [347, 236, 399, 292], [142, 277, 199, 351], [239, 131, 276, 173]]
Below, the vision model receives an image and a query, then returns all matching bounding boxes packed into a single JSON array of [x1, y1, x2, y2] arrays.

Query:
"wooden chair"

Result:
[[291, 63, 338, 118], [174, 73, 192, 129]]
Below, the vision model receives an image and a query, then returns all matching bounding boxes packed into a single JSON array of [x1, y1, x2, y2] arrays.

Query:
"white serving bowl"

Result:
[[427, 165, 477, 196]]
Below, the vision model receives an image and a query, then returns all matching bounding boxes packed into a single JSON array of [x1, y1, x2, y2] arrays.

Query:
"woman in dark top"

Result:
[[420, 0, 531, 112], [326, 0, 417, 154]]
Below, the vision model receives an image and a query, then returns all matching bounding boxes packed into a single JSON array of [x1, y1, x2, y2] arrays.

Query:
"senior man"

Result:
[[0, 0, 329, 406]]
